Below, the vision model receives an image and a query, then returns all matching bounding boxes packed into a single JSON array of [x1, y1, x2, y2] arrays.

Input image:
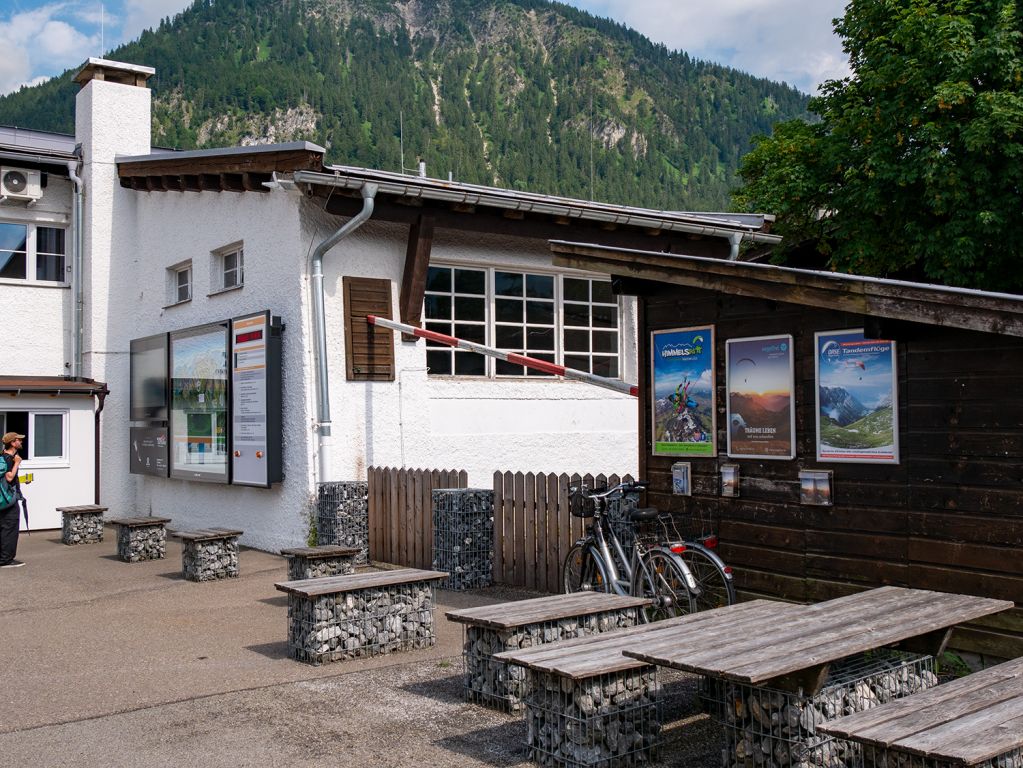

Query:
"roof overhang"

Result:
[[0, 377, 109, 396], [550, 240, 1023, 338]]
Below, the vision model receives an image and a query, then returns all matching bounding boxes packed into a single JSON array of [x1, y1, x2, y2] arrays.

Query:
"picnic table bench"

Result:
[[169, 527, 243, 581], [280, 545, 360, 580], [58, 505, 107, 545], [108, 516, 171, 562], [621, 586, 1014, 767], [275, 568, 447, 665], [819, 655, 1023, 768], [446, 592, 650, 711]]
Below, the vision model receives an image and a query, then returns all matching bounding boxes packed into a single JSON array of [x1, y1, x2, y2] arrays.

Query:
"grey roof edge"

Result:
[[297, 166, 781, 243], [116, 141, 326, 164], [0, 126, 78, 160], [549, 240, 1023, 305], [75, 58, 156, 78]]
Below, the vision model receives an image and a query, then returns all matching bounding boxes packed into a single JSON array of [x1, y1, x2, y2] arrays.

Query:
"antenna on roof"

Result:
[[101, 3, 105, 55], [399, 108, 406, 174]]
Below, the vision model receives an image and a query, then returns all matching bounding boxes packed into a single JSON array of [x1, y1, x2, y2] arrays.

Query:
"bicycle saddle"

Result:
[[628, 506, 661, 521]]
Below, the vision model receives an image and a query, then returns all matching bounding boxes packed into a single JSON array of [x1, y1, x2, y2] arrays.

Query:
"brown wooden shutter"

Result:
[[343, 276, 395, 381]]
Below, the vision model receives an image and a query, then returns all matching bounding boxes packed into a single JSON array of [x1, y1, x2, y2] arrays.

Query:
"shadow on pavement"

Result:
[[434, 720, 528, 768], [400, 671, 464, 704]]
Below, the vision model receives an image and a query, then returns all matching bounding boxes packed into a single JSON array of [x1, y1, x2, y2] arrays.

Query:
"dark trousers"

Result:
[[0, 503, 19, 565]]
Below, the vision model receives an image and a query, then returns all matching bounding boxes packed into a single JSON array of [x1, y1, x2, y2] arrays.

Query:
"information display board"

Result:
[[129, 426, 169, 477], [129, 334, 169, 422], [169, 322, 230, 483], [230, 311, 283, 487]]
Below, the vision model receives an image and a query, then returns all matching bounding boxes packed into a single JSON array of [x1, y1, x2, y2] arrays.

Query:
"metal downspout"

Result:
[[94, 385, 108, 504], [727, 231, 743, 261], [67, 153, 84, 378], [310, 183, 378, 484]]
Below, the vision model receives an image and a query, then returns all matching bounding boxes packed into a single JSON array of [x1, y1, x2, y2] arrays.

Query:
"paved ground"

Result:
[[0, 532, 723, 767]]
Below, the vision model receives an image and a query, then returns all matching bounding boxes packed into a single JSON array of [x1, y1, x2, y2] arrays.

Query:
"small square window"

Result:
[[167, 261, 192, 305], [211, 242, 244, 293]]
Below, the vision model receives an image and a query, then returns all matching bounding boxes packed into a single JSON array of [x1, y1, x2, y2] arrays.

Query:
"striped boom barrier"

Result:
[[366, 315, 639, 397]]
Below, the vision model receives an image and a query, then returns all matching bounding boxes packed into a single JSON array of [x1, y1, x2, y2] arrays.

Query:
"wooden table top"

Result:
[[168, 527, 244, 542], [497, 600, 798, 680], [446, 592, 651, 629], [819, 655, 1023, 765], [275, 568, 448, 597], [279, 545, 361, 558], [622, 587, 1013, 694], [57, 505, 108, 514], [108, 516, 172, 527]]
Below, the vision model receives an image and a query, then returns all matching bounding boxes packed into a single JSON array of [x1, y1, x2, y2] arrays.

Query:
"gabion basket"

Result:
[[432, 488, 494, 590], [860, 745, 1023, 768], [705, 650, 938, 768], [316, 481, 368, 566]]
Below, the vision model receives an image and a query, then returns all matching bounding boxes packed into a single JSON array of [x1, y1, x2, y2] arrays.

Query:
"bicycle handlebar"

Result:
[[570, 480, 649, 500]]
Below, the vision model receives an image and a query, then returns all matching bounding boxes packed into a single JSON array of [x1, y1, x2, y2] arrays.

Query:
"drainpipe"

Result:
[[310, 183, 378, 484], [93, 385, 108, 504], [727, 231, 743, 261], [67, 152, 84, 379]]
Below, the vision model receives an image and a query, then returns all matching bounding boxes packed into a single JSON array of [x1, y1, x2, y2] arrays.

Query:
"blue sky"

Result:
[[0, 0, 849, 96]]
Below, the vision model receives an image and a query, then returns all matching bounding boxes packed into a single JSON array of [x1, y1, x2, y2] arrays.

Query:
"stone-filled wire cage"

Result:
[[316, 481, 369, 566], [433, 488, 494, 590], [859, 746, 1023, 768], [463, 608, 643, 713], [526, 666, 662, 768], [706, 650, 938, 768], [287, 582, 436, 665]]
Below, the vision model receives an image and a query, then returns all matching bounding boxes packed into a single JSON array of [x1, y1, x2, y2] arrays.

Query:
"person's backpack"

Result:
[[0, 455, 16, 511]]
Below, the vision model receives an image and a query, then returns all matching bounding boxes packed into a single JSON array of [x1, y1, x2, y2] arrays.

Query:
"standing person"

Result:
[[1, 431, 25, 568]]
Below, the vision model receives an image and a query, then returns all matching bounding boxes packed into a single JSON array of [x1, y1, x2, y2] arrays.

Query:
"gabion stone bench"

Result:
[[447, 592, 650, 712], [108, 516, 171, 562], [169, 528, 243, 582], [275, 568, 447, 665], [58, 505, 107, 545], [280, 545, 360, 580]]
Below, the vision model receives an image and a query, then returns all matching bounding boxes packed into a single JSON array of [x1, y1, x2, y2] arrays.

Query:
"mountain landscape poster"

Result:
[[815, 330, 898, 463], [726, 334, 795, 459], [651, 326, 715, 457]]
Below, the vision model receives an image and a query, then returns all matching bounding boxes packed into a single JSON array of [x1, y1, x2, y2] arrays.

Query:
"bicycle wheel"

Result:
[[563, 543, 609, 593], [678, 545, 736, 612], [630, 549, 696, 621]]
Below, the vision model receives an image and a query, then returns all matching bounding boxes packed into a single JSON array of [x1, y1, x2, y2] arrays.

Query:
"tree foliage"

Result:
[[734, 0, 1023, 290], [0, 0, 809, 211]]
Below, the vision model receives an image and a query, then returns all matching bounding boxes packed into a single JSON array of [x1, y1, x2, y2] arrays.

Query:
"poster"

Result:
[[231, 312, 270, 487], [170, 323, 230, 482], [815, 329, 898, 463], [726, 334, 795, 459], [651, 326, 715, 457], [129, 426, 169, 477]]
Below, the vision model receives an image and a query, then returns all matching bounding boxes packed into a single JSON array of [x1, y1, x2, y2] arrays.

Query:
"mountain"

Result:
[[0, 0, 810, 210], [818, 386, 870, 427]]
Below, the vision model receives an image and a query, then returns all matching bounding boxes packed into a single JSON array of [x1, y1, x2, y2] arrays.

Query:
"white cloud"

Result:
[[0, 4, 100, 95], [570, 0, 849, 94]]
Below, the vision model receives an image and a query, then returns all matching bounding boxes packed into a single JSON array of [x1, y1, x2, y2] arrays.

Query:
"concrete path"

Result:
[[0, 532, 720, 767]]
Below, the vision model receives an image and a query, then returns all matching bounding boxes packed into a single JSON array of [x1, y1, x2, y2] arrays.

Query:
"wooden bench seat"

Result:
[[447, 592, 650, 711], [108, 516, 171, 562], [169, 528, 243, 581], [275, 568, 447, 665], [819, 656, 1023, 766], [58, 505, 107, 545], [280, 545, 360, 580]]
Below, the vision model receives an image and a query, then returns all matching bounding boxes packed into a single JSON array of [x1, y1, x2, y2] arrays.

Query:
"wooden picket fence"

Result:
[[367, 466, 467, 569], [492, 472, 633, 593]]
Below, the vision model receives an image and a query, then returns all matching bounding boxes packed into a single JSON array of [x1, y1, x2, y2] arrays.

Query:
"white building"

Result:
[[0, 59, 778, 551]]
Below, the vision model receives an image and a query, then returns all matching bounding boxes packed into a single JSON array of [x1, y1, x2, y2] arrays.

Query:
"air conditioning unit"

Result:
[[0, 167, 43, 202]]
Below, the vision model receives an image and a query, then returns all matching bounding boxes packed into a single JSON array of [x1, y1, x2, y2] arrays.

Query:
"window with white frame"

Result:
[[167, 261, 192, 305], [423, 265, 621, 378], [0, 410, 68, 466], [0, 221, 67, 283], [212, 242, 244, 293]]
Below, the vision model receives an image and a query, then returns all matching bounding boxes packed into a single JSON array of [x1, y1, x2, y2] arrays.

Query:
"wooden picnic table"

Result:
[[622, 586, 1014, 695], [818, 655, 1023, 766]]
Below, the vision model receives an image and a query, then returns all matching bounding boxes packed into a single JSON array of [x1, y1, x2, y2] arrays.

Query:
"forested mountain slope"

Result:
[[0, 0, 809, 209]]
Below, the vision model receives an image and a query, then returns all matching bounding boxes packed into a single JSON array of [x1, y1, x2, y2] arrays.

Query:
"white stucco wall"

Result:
[[0, 175, 73, 374]]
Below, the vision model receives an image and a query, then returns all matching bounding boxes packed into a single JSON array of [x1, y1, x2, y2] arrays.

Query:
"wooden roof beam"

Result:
[[221, 173, 245, 192], [181, 174, 202, 192], [162, 175, 183, 192], [398, 215, 435, 341]]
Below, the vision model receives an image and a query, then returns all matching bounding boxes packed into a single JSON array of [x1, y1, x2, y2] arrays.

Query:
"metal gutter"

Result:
[[293, 169, 783, 245], [116, 141, 326, 165]]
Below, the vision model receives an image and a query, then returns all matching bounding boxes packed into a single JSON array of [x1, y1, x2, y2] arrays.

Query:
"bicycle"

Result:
[[563, 480, 735, 620]]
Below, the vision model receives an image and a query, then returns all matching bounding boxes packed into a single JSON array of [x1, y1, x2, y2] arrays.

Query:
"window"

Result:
[[0, 222, 67, 283], [423, 266, 621, 379], [212, 242, 244, 293], [167, 261, 192, 305], [0, 410, 68, 466]]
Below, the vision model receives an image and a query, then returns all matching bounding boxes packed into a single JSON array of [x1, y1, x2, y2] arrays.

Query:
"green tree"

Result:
[[734, 0, 1023, 290]]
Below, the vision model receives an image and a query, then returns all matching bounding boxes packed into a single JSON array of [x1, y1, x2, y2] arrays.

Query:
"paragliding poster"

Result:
[[651, 326, 715, 457], [726, 334, 795, 459], [815, 329, 899, 464]]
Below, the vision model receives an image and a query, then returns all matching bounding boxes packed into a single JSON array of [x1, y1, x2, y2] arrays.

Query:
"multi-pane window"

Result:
[[212, 242, 244, 292], [0, 222, 67, 283], [423, 265, 621, 379], [222, 247, 243, 289], [167, 262, 192, 305]]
